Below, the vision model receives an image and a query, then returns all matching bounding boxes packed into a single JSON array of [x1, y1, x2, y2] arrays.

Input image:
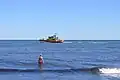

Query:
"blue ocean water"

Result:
[[0, 40, 120, 80]]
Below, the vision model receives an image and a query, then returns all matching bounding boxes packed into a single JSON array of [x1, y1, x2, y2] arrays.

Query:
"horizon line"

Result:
[[0, 39, 119, 41]]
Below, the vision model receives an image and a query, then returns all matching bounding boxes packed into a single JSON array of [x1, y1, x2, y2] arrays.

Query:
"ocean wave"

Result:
[[0, 67, 120, 74], [99, 68, 120, 74], [0, 67, 100, 73]]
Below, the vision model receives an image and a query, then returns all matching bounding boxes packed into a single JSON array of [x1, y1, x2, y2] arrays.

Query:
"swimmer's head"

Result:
[[39, 54, 42, 57]]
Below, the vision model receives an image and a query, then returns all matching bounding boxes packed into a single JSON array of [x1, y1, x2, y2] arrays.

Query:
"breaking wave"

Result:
[[0, 67, 120, 74], [99, 68, 120, 74], [0, 67, 100, 73]]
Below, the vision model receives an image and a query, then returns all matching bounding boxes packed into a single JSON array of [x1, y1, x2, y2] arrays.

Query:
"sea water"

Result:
[[0, 40, 120, 80]]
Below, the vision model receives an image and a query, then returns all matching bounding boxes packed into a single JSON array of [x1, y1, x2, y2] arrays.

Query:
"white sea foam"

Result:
[[99, 68, 120, 74]]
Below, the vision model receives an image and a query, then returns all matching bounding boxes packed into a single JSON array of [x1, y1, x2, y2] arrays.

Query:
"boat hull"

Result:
[[39, 40, 64, 43]]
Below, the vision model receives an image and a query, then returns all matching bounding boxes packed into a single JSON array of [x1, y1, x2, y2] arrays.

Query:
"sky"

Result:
[[0, 0, 120, 40]]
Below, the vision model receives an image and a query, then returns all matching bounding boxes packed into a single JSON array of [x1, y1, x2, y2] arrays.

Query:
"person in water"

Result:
[[38, 55, 44, 70], [38, 55, 44, 64]]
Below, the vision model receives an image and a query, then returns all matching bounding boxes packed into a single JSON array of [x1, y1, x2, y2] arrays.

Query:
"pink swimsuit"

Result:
[[39, 57, 43, 64]]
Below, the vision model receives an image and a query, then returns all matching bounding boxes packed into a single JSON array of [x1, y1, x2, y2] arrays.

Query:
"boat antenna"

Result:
[[54, 33, 57, 35]]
